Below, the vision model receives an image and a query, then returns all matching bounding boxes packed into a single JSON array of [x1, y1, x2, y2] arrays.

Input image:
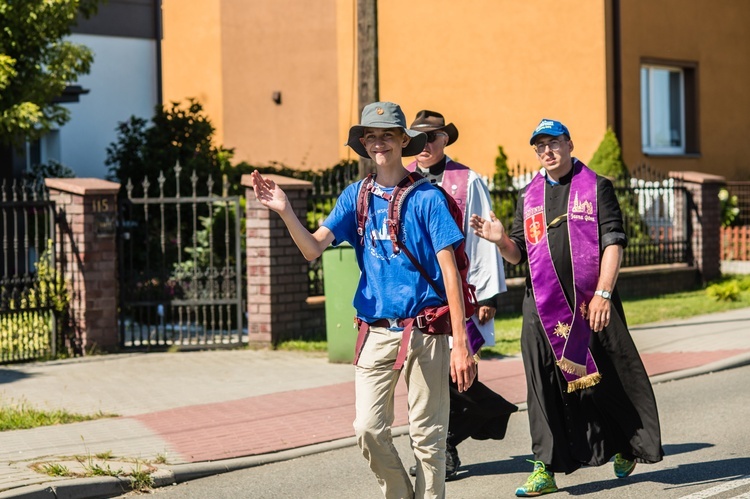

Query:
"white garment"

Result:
[[418, 159, 507, 346]]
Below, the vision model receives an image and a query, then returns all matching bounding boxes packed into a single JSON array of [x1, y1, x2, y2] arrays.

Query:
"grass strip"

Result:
[[0, 401, 117, 432]]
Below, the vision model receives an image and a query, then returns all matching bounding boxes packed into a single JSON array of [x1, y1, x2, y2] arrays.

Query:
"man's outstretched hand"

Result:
[[251, 170, 289, 214], [469, 211, 506, 244]]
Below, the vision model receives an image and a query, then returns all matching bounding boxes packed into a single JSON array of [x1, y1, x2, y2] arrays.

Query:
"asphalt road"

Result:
[[124, 365, 750, 498]]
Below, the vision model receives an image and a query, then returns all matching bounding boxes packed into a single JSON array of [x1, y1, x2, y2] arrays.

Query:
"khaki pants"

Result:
[[354, 326, 450, 499]]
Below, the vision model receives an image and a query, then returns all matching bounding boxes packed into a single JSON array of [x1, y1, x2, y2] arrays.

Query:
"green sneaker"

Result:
[[613, 453, 636, 478], [515, 461, 558, 497]]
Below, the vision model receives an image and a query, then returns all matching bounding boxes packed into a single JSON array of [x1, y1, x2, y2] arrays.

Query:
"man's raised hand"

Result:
[[469, 211, 505, 244], [251, 170, 289, 214]]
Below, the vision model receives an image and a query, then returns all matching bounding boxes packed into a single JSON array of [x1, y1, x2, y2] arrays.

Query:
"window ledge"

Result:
[[643, 152, 701, 159]]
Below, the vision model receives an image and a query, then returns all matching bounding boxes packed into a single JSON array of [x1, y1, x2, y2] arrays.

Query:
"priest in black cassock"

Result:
[[470, 119, 663, 497]]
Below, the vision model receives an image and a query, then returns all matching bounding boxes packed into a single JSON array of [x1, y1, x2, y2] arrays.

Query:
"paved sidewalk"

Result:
[[1, 307, 749, 498]]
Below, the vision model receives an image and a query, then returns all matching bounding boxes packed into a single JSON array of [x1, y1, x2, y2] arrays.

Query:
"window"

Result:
[[5, 132, 63, 179], [640, 62, 698, 155]]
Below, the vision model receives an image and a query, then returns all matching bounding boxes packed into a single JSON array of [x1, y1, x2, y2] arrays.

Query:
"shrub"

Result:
[[719, 188, 740, 227], [588, 129, 651, 248], [24, 160, 76, 184], [588, 128, 628, 179], [0, 240, 71, 360], [491, 145, 516, 228], [706, 281, 741, 302]]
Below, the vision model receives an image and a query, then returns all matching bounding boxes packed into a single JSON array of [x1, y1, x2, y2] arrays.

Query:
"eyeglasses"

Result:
[[533, 139, 567, 154], [426, 131, 448, 143]]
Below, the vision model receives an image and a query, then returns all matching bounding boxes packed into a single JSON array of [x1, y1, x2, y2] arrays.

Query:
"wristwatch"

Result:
[[595, 289, 612, 300]]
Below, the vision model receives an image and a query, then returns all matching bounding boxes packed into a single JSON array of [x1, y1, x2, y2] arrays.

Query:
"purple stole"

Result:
[[406, 159, 470, 218], [524, 160, 601, 392]]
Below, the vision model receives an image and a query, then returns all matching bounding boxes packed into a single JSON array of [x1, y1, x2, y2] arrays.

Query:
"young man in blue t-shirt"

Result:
[[250, 101, 476, 498]]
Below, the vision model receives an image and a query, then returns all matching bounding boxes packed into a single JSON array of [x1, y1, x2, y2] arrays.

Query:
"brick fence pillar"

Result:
[[45, 178, 120, 353], [672, 171, 725, 282], [241, 174, 324, 345]]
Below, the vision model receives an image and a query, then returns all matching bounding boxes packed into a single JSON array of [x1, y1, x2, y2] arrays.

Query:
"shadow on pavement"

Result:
[[662, 442, 714, 456], [562, 457, 750, 496], [0, 369, 31, 384], [456, 444, 720, 486], [453, 454, 535, 480]]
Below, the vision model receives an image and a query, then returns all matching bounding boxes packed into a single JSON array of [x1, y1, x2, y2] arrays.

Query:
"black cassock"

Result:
[[447, 371, 519, 448], [508, 165, 664, 474]]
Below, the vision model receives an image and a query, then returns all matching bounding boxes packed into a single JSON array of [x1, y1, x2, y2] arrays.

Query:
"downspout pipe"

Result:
[[154, 0, 163, 105], [612, 0, 622, 140]]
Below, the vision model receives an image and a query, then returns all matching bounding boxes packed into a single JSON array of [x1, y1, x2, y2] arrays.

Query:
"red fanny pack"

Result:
[[353, 305, 452, 371], [358, 306, 451, 336], [416, 305, 452, 335]]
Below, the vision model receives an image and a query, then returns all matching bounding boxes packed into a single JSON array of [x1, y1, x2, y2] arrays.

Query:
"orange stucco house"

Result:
[[160, 0, 750, 180]]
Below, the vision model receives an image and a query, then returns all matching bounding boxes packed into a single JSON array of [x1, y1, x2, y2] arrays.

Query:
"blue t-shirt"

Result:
[[322, 179, 464, 322]]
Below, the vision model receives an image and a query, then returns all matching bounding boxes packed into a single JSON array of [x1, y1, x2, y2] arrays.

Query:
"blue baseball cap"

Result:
[[529, 119, 571, 145]]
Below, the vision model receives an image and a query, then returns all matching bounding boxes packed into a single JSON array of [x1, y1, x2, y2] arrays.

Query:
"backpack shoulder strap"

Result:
[[388, 172, 445, 299], [388, 172, 430, 254], [356, 174, 376, 246]]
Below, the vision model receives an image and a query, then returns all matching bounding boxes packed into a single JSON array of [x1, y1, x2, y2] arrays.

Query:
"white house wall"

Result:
[[58, 33, 158, 179]]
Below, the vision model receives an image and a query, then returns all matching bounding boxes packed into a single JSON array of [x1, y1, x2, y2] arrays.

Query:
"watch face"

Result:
[[602, 291, 611, 299]]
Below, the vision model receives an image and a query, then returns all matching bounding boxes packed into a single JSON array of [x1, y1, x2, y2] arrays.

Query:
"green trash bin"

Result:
[[322, 243, 360, 363]]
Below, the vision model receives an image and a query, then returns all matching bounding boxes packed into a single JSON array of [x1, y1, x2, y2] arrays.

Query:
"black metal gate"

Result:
[[0, 180, 60, 362], [117, 165, 245, 349]]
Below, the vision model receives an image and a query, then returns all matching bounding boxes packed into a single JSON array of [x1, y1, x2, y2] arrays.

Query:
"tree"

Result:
[[0, 0, 101, 144], [491, 145, 516, 228], [589, 127, 651, 247], [106, 99, 234, 197], [588, 127, 628, 178], [356, 0, 378, 179]]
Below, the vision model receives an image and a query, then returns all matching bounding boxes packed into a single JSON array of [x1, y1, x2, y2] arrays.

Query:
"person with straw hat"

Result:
[[406, 110, 517, 481], [251, 101, 476, 498]]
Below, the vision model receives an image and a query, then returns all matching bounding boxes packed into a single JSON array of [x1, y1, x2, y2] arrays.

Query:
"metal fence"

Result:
[[305, 162, 360, 295], [118, 166, 246, 349], [0, 180, 61, 362], [307, 164, 693, 293], [489, 164, 691, 278], [616, 165, 690, 269]]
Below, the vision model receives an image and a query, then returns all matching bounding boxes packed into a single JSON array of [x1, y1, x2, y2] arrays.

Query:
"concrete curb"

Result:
[[0, 476, 130, 499], [1, 354, 748, 499], [648, 351, 750, 385]]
